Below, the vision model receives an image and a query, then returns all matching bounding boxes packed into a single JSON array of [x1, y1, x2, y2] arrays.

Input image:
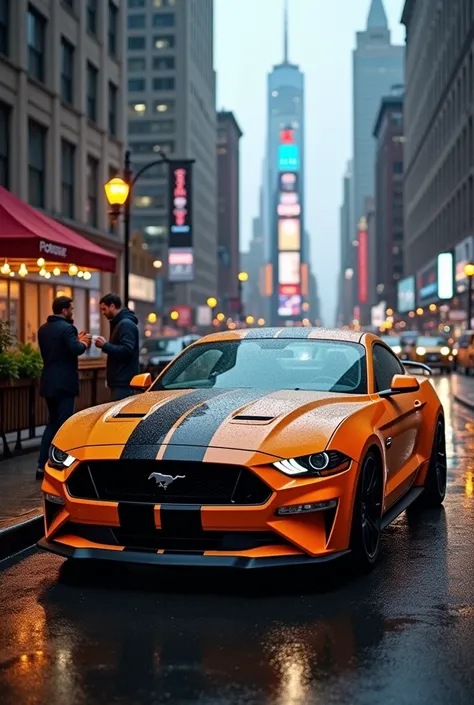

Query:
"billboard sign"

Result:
[[278, 144, 299, 171], [455, 235, 474, 293], [279, 172, 299, 192], [278, 293, 301, 317], [278, 219, 301, 250], [174, 305, 192, 327], [168, 247, 194, 282], [278, 251, 300, 285], [397, 276, 415, 313], [168, 162, 193, 248], [416, 252, 454, 305], [437, 251, 454, 300]]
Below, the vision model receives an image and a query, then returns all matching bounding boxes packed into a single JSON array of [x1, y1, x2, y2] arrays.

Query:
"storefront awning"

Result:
[[0, 186, 116, 273]]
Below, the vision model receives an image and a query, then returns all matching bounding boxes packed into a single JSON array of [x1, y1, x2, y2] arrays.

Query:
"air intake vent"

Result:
[[232, 415, 275, 422], [114, 413, 146, 419]]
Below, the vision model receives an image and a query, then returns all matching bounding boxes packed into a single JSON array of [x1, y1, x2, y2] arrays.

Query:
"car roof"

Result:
[[198, 327, 364, 344]]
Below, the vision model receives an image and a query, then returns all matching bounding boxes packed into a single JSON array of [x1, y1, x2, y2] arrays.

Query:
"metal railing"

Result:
[[0, 364, 110, 458]]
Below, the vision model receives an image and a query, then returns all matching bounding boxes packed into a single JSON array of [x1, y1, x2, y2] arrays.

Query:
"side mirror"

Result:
[[379, 374, 420, 398], [130, 373, 152, 391]]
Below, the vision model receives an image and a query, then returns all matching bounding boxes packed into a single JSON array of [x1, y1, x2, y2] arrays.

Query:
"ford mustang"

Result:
[[39, 327, 446, 572]]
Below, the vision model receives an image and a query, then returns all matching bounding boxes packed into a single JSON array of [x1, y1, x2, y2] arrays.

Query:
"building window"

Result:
[[27, 6, 46, 83], [129, 119, 175, 135], [0, 0, 9, 57], [108, 82, 118, 136], [61, 140, 75, 218], [60, 38, 74, 105], [152, 56, 175, 70], [154, 99, 175, 112], [393, 161, 403, 174], [28, 120, 46, 208], [129, 140, 174, 154], [152, 77, 175, 91], [152, 13, 174, 27], [128, 101, 147, 115], [108, 1, 118, 57], [128, 0, 145, 6], [153, 0, 177, 6], [128, 14, 145, 29], [128, 77, 145, 92], [87, 0, 98, 35], [128, 57, 146, 71], [86, 156, 98, 227], [0, 102, 9, 188], [153, 34, 174, 49], [128, 36, 146, 50], [86, 62, 98, 122]]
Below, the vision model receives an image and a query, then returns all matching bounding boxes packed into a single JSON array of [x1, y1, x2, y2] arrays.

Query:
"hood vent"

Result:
[[232, 415, 275, 424], [113, 412, 146, 419]]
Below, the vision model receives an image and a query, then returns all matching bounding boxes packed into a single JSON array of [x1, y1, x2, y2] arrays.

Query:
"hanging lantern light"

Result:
[[37, 258, 45, 267], [9, 271, 15, 277], [77, 271, 84, 278], [18, 263, 28, 277], [68, 264, 78, 276], [83, 271, 91, 280], [45, 272, 51, 279], [53, 267, 61, 276], [39, 268, 47, 277], [1, 260, 11, 275]]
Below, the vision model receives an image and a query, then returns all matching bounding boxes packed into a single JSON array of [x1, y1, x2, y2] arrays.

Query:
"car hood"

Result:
[[55, 387, 373, 458]]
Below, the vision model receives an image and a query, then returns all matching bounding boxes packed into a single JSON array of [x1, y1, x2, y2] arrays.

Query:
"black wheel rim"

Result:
[[361, 456, 382, 559], [435, 425, 447, 496]]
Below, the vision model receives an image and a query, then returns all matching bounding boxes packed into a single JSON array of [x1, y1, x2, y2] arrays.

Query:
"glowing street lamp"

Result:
[[245, 315, 255, 325], [206, 297, 217, 309], [465, 262, 474, 328], [238, 271, 248, 282], [170, 310, 179, 321]]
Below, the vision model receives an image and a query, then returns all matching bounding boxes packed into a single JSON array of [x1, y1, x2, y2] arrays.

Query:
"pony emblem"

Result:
[[148, 472, 185, 489]]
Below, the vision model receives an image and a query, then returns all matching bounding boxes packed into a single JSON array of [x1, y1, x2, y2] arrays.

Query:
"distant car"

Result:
[[140, 335, 200, 377], [39, 327, 446, 573], [380, 335, 408, 360], [455, 331, 474, 376], [410, 336, 454, 373]]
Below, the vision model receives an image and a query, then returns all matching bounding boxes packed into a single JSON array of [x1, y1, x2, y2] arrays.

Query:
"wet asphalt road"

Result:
[[1, 377, 474, 705]]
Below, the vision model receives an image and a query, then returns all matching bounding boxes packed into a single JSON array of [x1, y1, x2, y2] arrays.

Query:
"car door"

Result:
[[372, 343, 425, 507]]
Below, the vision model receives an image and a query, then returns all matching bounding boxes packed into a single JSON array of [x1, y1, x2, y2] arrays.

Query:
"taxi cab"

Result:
[[411, 336, 454, 373]]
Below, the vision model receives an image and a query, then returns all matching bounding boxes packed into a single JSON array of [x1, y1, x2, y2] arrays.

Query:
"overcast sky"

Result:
[[215, 0, 405, 325]]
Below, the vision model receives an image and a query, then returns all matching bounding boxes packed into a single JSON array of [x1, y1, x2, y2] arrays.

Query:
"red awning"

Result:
[[0, 186, 116, 273]]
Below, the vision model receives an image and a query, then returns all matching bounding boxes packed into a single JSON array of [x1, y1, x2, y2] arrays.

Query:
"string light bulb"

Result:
[[68, 264, 78, 276], [39, 268, 47, 277], [1, 261, 11, 275], [53, 267, 61, 276], [37, 258, 45, 267], [18, 263, 28, 277], [83, 271, 91, 280], [45, 272, 51, 279], [77, 271, 84, 278]]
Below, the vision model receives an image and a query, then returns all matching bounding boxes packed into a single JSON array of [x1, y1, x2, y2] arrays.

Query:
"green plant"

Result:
[[0, 320, 16, 353], [16, 344, 43, 379], [0, 350, 20, 381]]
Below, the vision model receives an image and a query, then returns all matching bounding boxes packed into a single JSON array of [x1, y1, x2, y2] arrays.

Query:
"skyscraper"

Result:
[[352, 0, 404, 235], [126, 0, 217, 319], [264, 0, 306, 325]]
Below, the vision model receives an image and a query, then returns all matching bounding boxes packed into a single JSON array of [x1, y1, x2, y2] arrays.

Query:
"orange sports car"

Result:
[[39, 328, 446, 572]]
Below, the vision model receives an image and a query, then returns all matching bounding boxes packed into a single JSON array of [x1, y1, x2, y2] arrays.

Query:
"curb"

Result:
[[454, 394, 474, 411], [0, 515, 44, 561]]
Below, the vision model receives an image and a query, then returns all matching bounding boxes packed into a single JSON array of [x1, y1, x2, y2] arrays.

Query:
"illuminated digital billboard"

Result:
[[278, 251, 300, 285], [278, 219, 301, 250], [168, 161, 194, 282], [278, 293, 302, 316], [278, 144, 299, 171], [279, 172, 298, 191]]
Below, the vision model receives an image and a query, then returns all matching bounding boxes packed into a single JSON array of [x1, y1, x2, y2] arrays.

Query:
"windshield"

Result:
[[152, 339, 368, 394], [140, 338, 182, 356], [416, 337, 446, 347]]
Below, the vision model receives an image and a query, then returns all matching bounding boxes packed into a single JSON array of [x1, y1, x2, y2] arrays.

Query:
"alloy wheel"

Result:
[[360, 456, 383, 559]]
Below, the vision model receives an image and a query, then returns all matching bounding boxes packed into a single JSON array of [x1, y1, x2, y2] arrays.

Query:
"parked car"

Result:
[[409, 336, 454, 373], [140, 335, 200, 377]]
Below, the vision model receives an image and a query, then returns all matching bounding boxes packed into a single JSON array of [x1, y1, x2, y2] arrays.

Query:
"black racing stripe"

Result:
[[118, 502, 156, 532], [120, 389, 227, 459], [161, 388, 267, 461], [160, 505, 203, 537]]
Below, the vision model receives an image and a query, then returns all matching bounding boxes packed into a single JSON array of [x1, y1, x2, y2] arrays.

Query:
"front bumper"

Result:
[[40, 446, 359, 567], [38, 537, 349, 569]]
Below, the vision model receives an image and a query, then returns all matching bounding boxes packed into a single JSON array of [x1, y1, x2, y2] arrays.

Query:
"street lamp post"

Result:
[[104, 150, 194, 307], [237, 271, 248, 324], [465, 263, 474, 329]]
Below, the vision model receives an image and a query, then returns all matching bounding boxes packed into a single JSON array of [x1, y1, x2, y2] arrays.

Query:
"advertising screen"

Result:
[[437, 252, 454, 300], [278, 252, 300, 285], [279, 172, 299, 192], [278, 144, 299, 171], [278, 219, 301, 250], [278, 293, 301, 317], [397, 276, 415, 313], [416, 259, 437, 305], [455, 236, 473, 293], [168, 162, 193, 249], [168, 247, 194, 282]]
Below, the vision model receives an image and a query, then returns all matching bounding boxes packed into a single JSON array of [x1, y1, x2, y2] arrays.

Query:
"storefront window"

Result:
[[55, 286, 72, 299], [24, 282, 39, 344], [0, 280, 7, 322], [8, 281, 20, 339], [88, 290, 101, 358], [39, 283, 54, 325], [73, 288, 87, 334]]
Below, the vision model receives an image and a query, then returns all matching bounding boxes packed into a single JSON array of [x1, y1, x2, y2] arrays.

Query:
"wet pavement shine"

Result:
[[1, 376, 474, 705]]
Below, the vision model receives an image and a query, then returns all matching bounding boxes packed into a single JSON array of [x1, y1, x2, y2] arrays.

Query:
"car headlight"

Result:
[[273, 451, 351, 477], [391, 345, 402, 354], [48, 445, 76, 470], [440, 346, 450, 356], [452, 348, 458, 356], [416, 346, 426, 356]]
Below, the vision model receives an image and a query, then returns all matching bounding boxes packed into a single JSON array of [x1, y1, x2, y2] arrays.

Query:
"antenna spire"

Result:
[[283, 0, 289, 63]]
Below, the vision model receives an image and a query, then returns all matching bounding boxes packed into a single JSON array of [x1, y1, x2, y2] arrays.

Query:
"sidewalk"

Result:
[[452, 373, 474, 410], [0, 452, 43, 561]]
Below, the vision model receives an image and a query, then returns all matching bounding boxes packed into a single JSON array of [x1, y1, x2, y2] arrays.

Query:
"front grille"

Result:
[[58, 522, 284, 553], [67, 460, 272, 505]]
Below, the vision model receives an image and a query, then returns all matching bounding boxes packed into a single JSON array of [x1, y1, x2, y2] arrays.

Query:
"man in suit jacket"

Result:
[[37, 296, 91, 479]]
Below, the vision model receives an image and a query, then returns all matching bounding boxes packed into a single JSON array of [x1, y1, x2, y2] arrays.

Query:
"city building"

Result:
[[337, 161, 354, 326], [0, 0, 127, 345], [264, 1, 306, 325], [217, 110, 243, 317], [126, 0, 217, 323], [373, 90, 404, 310], [352, 0, 404, 308], [402, 0, 474, 321]]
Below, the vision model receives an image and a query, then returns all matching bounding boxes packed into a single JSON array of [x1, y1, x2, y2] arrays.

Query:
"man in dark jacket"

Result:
[[95, 293, 139, 401], [37, 296, 91, 479]]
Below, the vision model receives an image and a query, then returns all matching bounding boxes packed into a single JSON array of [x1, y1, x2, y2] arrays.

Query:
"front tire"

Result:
[[350, 452, 383, 573], [423, 420, 447, 507]]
